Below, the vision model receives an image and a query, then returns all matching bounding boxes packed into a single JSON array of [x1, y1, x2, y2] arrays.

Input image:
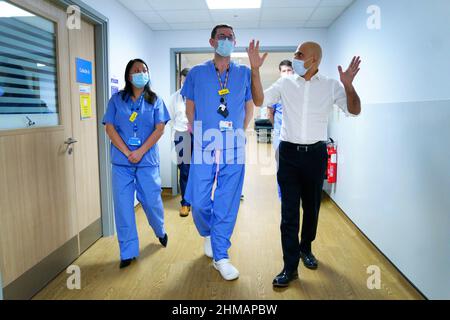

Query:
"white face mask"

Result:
[[292, 58, 313, 76], [216, 39, 235, 57]]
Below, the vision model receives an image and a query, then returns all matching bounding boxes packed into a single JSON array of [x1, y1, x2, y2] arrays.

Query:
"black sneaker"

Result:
[[159, 234, 168, 247], [119, 258, 135, 269]]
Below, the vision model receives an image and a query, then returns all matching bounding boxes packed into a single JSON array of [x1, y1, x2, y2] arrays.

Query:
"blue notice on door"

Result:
[[76, 58, 92, 84]]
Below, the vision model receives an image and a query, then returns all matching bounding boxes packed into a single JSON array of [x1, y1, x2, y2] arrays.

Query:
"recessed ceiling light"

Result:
[[0, 1, 33, 17], [206, 0, 262, 10]]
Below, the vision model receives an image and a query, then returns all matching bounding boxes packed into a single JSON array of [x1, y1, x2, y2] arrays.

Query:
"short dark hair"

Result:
[[180, 68, 190, 78], [211, 24, 234, 39], [279, 60, 293, 71]]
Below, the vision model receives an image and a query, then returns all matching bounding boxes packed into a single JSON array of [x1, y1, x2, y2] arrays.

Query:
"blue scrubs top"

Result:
[[180, 60, 252, 150], [102, 91, 170, 167], [272, 103, 283, 132]]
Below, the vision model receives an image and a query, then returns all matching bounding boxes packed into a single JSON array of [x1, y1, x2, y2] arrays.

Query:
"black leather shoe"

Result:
[[299, 251, 318, 270], [159, 234, 168, 247], [272, 269, 299, 287], [119, 258, 135, 269]]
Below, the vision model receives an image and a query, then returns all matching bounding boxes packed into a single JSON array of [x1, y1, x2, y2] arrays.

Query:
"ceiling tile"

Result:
[[259, 20, 306, 28], [309, 6, 346, 20], [169, 22, 213, 30], [303, 19, 334, 28], [210, 9, 261, 22], [320, 0, 354, 7], [260, 7, 315, 21], [134, 11, 165, 24], [118, 0, 356, 32], [118, 0, 153, 11], [262, 0, 321, 8], [147, 0, 209, 10], [157, 10, 212, 23], [146, 23, 172, 30], [228, 21, 260, 29]]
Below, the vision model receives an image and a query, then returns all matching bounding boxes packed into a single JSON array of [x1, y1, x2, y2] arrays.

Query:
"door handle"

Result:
[[65, 138, 78, 155], [64, 137, 78, 146]]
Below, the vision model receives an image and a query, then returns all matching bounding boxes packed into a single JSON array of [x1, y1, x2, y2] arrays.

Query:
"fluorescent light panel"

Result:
[[206, 0, 262, 10], [0, 1, 34, 17]]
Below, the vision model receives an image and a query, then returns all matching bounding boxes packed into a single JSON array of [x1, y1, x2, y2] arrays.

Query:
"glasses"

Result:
[[217, 34, 235, 41]]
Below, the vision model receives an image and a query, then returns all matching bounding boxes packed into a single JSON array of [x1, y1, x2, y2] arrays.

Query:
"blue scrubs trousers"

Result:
[[112, 164, 166, 260], [185, 148, 245, 261]]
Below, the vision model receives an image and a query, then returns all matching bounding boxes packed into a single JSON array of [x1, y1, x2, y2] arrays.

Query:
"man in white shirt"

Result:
[[168, 68, 192, 217], [247, 40, 361, 287]]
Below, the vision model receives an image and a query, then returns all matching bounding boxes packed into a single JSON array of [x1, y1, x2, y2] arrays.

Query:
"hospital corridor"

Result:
[[0, 0, 449, 308], [33, 134, 422, 300]]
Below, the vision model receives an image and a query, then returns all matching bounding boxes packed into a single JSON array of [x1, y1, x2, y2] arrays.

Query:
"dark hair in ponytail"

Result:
[[122, 58, 157, 105]]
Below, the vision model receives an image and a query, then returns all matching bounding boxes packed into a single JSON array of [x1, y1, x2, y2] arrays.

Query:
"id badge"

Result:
[[129, 112, 138, 123], [217, 104, 229, 118], [218, 88, 230, 96], [128, 137, 142, 147], [219, 120, 233, 132]]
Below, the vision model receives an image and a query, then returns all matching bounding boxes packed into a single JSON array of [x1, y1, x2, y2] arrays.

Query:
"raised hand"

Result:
[[338, 56, 361, 87], [246, 39, 268, 69]]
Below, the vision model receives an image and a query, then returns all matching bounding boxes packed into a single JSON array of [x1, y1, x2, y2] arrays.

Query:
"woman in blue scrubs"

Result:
[[103, 59, 171, 269]]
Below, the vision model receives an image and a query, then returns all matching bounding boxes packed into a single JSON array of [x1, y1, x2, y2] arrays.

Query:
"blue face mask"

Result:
[[216, 39, 235, 57], [292, 58, 312, 76], [131, 72, 150, 89]]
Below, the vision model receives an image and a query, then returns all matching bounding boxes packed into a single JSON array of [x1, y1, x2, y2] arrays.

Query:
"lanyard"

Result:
[[129, 94, 144, 134], [214, 65, 230, 91], [214, 64, 231, 108], [130, 93, 144, 113]]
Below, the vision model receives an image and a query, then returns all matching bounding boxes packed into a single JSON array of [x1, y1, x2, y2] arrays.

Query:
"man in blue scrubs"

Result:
[[181, 24, 254, 281], [103, 59, 171, 269], [268, 60, 294, 199]]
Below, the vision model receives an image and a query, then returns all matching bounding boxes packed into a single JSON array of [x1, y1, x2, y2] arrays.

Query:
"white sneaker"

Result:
[[213, 259, 240, 281], [204, 236, 213, 258]]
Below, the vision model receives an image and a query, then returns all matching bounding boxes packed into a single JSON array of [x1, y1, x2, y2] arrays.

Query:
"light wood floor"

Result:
[[34, 134, 423, 300]]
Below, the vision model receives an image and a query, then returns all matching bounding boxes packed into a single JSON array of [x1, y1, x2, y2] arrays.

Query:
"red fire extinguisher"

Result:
[[327, 139, 337, 184]]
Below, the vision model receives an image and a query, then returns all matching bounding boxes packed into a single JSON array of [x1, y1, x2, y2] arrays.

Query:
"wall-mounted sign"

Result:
[[76, 58, 92, 84], [111, 77, 119, 96], [79, 85, 92, 120]]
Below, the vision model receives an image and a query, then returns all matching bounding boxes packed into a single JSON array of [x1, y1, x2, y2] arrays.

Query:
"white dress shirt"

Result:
[[262, 73, 349, 145], [167, 89, 189, 137]]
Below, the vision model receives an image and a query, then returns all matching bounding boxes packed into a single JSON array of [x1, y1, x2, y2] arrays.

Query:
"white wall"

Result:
[[81, 0, 155, 91], [150, 28, 328, 187], [325, 0, 450, 299]]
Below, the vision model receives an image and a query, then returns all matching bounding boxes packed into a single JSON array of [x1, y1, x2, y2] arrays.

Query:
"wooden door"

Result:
[[68, 19, 102, 254], [0, 0, 77, 288], [0, 0, 103, 299]]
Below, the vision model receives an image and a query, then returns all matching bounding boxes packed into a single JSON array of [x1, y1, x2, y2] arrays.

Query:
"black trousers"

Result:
[[174, 131, 193, 207], [277, 140, 328, 272]]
